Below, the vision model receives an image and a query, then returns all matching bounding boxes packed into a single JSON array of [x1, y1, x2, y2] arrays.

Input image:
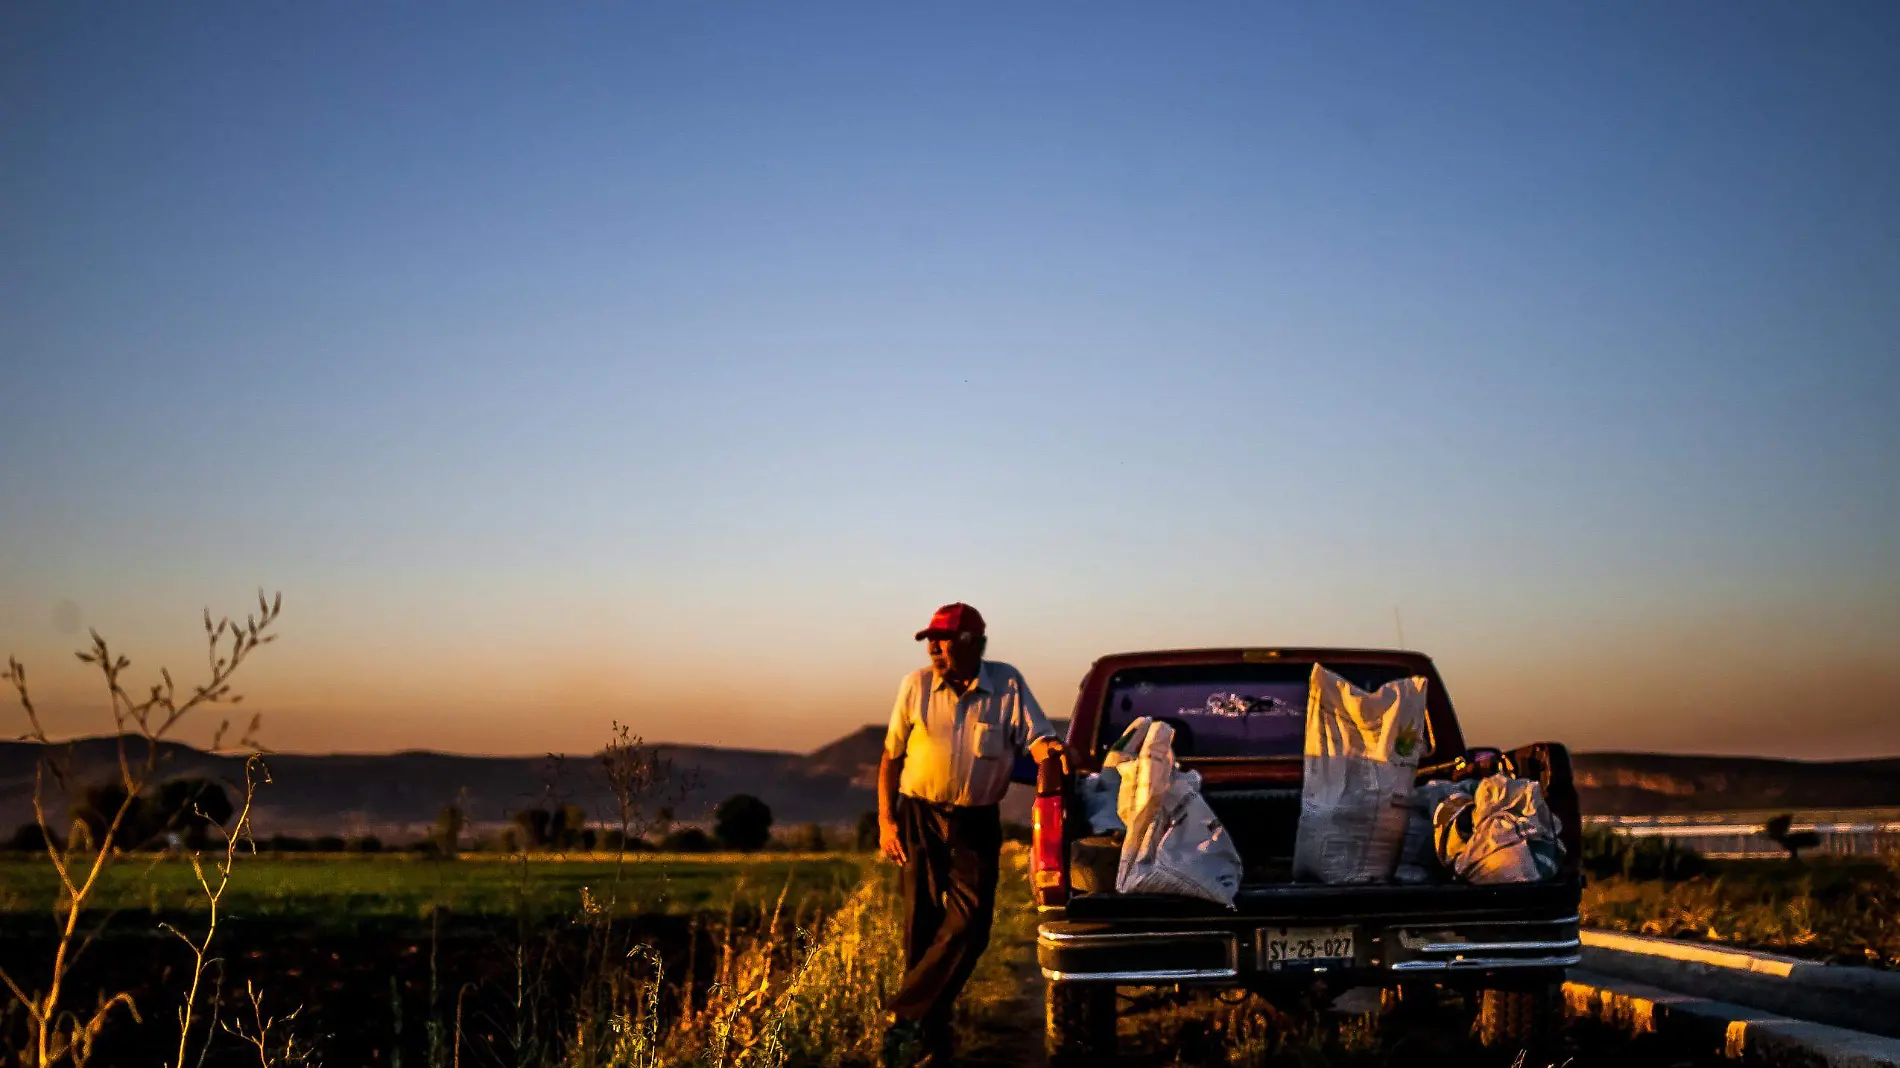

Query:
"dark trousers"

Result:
[[887, 795, 1001, 1033]]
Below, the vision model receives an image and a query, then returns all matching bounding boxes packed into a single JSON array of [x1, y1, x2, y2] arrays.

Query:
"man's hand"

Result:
[[877, 753, 906, 865], [1030, 737, 1068, 772], [879, 815, 907, 866]]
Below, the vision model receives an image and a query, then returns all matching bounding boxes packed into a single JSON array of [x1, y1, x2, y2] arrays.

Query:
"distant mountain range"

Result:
[[0, 735, 878, 839], [5, 729, 1898, 839], [1568, 752, 1900, 815]]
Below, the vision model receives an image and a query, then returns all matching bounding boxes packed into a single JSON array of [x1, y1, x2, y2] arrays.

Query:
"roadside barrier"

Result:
[[1565, 968, 1900, 1068], [1579, 929, 1900, 1039]]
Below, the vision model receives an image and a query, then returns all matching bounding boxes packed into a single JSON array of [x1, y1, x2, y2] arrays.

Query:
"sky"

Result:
[[2, 4, 1896, 760]]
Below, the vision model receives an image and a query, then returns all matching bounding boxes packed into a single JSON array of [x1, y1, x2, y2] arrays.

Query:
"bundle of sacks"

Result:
[[1390, 774, 1566, 884], [1431, 775, 1565, 883], [1071, 716, 1243, 907], [1295, 663, 1565, 886]]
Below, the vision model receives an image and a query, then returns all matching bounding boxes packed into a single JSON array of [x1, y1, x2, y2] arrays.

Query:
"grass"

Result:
[[590, 843, 1043, 1068], [0, 852, 866, 924], [0, 846, 1037, 1066], [1582, 854, 1900, 968]]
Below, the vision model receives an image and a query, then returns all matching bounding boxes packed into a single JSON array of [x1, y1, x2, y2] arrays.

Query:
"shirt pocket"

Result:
[[972, 722, 1006, 760]]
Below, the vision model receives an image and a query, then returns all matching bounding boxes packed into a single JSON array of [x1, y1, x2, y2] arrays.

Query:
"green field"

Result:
[[0, 852, 867, 922]]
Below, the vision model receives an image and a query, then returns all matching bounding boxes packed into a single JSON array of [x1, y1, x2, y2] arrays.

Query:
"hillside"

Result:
[[5, 730, 1897, 840], [0, 736, 871, 838], [1569, 752, 1900, 815]]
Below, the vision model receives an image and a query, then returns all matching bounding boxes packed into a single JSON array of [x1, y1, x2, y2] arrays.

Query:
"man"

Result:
[[879, 602, 1064, 1066]]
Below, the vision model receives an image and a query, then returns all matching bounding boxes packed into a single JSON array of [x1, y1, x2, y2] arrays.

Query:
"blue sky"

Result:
[[3, 4, 1896, 757]]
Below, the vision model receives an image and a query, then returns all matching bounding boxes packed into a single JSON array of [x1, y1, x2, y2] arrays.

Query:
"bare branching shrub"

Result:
[[163, 754, 270, 1067], [3, 592, 282, 1067], [598, 722, 679, 848], [221, 981, 321, 1068]]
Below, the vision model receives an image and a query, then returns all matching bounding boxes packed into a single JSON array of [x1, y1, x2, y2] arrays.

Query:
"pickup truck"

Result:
[[1026, 648, 1583, 1064]]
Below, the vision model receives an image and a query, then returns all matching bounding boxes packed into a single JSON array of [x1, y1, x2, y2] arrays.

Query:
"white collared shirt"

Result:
[[883, 660, 1057, 807]]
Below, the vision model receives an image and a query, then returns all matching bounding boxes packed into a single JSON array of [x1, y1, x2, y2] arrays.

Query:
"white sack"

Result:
[[1116, 718, 1174, 832], [1291, 665, 1430, 884], [1432, 774, 1564, 885], [1114, 720, 1242, 907]]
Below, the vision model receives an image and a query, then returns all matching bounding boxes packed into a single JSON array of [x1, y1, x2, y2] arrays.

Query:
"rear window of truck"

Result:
[[1099, 662, 1419, 759]]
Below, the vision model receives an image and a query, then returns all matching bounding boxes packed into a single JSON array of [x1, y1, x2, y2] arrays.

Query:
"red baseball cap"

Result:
[[915, 602, 985, 642]]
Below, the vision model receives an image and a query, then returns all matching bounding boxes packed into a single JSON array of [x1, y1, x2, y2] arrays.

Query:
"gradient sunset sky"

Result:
[[3, 4, 1896, 759]]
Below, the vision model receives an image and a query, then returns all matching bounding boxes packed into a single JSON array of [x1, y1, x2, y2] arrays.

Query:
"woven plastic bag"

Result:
[[1394, 779, 1472, 884], [1292, 664, 1430, 884], [1114, 720, 1242, 907]]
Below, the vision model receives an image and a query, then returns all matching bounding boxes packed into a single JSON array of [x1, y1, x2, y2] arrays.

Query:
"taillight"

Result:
[[1031, 757, 1068, 907]]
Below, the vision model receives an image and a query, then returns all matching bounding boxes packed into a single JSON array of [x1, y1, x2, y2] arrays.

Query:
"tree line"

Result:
[[8, 782, 1030, 857]]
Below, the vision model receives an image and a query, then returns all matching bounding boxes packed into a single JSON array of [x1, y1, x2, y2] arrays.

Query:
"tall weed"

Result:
[[570, 866, 903, 1068]]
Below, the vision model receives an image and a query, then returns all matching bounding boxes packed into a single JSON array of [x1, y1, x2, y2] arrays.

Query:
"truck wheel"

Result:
[[1379, 981, 1438, 1018], [1046, 981, 1116, 1068], [1378, 982, 1439, 1036], [1476, 981, 1561, 1054]]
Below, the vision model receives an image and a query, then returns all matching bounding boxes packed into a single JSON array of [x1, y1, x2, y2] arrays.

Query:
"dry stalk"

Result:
[[2, 591, 283, 1068], [162, 754, 269, 1067], [219, 981, 318, 1068]]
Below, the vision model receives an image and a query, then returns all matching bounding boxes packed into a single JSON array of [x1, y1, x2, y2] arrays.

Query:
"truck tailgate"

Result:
[[1062, 878, 1581, 923]]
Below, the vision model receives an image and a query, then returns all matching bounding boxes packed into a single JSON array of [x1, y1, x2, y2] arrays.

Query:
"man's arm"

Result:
[[878, 752, 907, 865], [878, 674, 915, 865]]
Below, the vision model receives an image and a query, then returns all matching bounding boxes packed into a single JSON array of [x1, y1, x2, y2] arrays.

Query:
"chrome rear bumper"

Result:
[[1039, 914, 1580, 984]]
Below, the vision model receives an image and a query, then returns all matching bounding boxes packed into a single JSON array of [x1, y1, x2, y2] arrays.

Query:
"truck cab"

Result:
[[1030, 648, 1583, 1064]]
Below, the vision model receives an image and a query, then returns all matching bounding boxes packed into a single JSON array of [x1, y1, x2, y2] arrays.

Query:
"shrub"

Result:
[[1581, 826, 1706, 881], [9, 823, 62, 853], [433, 804, 467, 857], [511, 803, 592, 850], [784, 823, 828, 852], [713, 794, 773, 852], [155, 778, 235, 849], [1762, 813, 1824, 860], [601, 830, 654, 852], [661, 827, 713, 853]]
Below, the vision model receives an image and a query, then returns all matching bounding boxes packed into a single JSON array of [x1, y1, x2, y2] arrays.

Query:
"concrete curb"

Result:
[[1581, 929, 1900, 1039], [1565, 968, 1900, 1068]]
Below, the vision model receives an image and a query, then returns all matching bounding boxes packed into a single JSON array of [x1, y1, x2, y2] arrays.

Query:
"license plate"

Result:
[[1261, 926, 1356, 970]]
